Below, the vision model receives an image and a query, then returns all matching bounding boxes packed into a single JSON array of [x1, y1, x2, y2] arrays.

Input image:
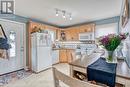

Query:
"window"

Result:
[[47, 30, 55, 42], [49, 31, 55, 42], [95, 23, 118, 38], [9, 31, 16, 57]]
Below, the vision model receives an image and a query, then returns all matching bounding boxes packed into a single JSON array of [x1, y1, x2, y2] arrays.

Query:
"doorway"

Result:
[[0, 19, 26, 75]]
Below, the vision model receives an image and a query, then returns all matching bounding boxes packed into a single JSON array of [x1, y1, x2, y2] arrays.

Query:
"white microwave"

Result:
[[79, 32, 94, 41]]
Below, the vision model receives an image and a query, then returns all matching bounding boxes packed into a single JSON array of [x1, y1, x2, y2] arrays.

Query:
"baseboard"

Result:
[[52, 62, 60, 66], [33, 67, 52, 74], [0, 69, 24, 76], [24, 66, 30, 71]]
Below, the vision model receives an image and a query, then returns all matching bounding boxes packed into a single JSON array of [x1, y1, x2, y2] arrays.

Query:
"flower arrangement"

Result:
[[99, 33, 129, 51], [98, 33, 129, 63]]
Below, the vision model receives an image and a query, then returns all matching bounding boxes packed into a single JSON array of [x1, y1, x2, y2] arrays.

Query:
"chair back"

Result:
[[52, 67, 102, 87]]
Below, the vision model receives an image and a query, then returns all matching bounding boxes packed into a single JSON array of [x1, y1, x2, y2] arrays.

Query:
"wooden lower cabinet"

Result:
[[59, 49, 74, 63], [66, 50, 74, 63], [59, 50, 68, 63]]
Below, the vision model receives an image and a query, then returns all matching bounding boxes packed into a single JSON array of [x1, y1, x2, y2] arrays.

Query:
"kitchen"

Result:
[[28, 19, 130, 87], [28, 21, 97, 72], [0, 0, 130, 87]]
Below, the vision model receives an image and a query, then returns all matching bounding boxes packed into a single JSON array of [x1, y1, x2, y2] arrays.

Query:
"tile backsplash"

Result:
[[55, 41, 97, 55]]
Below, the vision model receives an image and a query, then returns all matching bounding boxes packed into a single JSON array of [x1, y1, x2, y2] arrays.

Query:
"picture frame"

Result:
[[121, 0, 129, 28]]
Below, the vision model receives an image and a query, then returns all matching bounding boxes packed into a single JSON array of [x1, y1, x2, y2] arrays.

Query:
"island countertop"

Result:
[[69, 53, 130, 80]]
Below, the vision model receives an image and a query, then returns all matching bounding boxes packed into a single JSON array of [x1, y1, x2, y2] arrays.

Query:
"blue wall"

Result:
[[0, 14, 120, 28], [0, 14, 59, 27], [60, 16, 120, 28], [0, 14, 120, 66]]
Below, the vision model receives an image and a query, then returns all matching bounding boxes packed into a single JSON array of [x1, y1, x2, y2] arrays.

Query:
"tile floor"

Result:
[[1, 63, 124, 87], [2, 63, 69, 87], [0, 69, 32, 86]]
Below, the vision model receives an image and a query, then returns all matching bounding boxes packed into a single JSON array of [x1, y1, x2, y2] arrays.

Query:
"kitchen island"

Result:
[[69, 53, 130, 87]]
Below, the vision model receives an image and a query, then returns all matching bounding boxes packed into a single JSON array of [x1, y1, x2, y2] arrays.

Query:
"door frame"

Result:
[[0, 18, 27, 70]]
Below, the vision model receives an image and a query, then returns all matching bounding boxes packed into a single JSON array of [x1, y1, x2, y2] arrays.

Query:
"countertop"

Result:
[[69, 53, 130, 80], [52, 48, 75, 50]]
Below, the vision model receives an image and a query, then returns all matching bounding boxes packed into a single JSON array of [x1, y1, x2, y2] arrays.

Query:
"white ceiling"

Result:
[[15, 0, 123, 27]]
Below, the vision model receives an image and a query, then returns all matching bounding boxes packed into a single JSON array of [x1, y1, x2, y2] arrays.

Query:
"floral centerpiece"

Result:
[[98, 33, 129, 63]]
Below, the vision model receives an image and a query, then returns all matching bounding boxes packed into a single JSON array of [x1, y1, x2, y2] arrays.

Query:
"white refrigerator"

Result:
[[31, 32, 52, 73]]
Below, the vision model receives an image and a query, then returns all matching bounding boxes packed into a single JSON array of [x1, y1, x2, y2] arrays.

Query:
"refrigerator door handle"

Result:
[[20, 46, 24, 52]]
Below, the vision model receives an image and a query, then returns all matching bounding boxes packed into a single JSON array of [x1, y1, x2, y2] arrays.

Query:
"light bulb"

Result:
[[70, 17, 72, 20], [69, 14, 72, 20], [62, 11, 66, 18], [63, 15, 66, 18], [56, 9, 59, 16], [56, 13, 59, 16]]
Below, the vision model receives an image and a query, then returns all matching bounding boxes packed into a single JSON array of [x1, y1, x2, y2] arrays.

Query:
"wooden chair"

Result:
[[52, 67, 102, 87]]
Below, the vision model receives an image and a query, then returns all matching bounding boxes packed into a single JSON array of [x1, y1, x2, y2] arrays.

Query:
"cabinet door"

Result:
[[56, 29, 61, 40], [79, 24, 95, 33], [70, 28, 79, 41], [59, 50, 67, 62], [65, 29, 71, 41], [79, 25, 88, 33], [65, 27, 79, 41], [66, 50, 74, 63], [85, 24, 93, 32]]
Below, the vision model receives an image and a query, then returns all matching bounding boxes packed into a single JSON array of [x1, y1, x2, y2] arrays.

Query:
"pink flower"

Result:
[[119, 33, 126, 40], [100, 36, 109, 45], [98, 33, 128, 51]]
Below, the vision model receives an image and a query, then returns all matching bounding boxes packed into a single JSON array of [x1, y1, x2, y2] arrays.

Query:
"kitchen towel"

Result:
[[87, 58, 117, 87]]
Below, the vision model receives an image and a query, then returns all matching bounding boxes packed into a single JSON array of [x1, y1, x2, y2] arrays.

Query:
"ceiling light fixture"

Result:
[[69, 14, 72, 20], [62, 11, 66, 18], [56, 9, 59, 16], [55, 8, 72, 20]]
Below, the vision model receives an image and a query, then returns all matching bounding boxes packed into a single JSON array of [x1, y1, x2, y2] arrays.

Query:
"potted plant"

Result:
[[98, 33, 129, 63]]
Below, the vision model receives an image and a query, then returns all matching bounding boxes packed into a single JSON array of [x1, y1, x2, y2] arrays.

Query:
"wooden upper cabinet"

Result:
[[79, 25, 91, 33], [65, 29, 71, 41], [65, 27, 79, 41], [79, 26, 87, 33], [56, 29, 61, 40], [71, 28, 79, 40], [60, 23, 95, 41], [87, 24, 95, 32]]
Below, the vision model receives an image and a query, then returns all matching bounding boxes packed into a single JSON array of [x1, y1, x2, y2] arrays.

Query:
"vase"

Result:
[[106, 51, 117, 63]]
